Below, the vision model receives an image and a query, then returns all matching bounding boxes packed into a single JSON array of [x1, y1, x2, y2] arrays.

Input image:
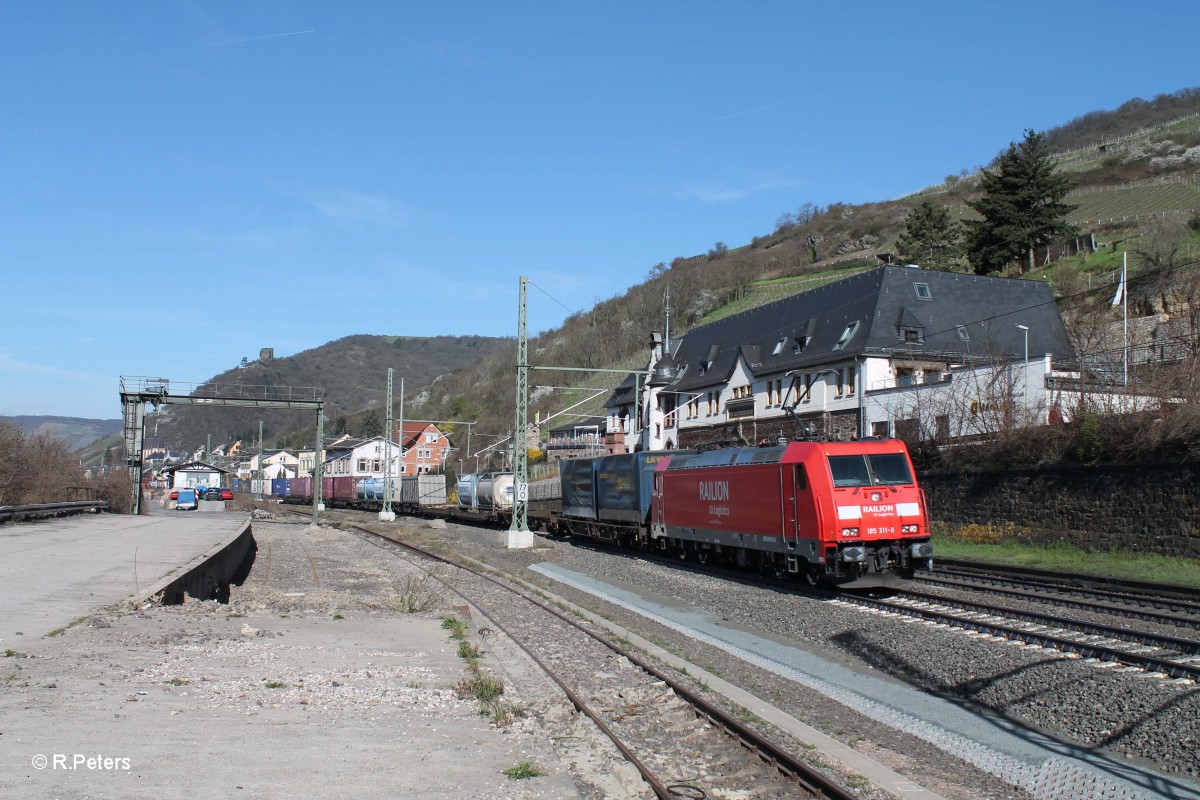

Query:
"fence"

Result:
[[1068, 173, 1200, 198]]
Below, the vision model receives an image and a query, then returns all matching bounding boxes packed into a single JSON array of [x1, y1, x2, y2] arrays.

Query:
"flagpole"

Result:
[[1122, 251, 1128, 387]]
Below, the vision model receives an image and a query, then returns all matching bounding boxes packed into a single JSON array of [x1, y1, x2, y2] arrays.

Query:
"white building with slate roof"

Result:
[[605, 266, 1092, 452]]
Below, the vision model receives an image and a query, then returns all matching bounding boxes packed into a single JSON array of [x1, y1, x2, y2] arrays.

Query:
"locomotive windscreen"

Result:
[[827, 453, 913, 487], [868, 453, 914, 485]]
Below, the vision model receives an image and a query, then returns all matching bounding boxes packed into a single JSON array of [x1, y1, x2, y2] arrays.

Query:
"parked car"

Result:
[[169, 489, 179, 500], [219, 488, 233, 501]]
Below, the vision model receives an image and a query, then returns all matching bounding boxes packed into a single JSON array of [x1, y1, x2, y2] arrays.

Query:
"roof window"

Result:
[[956, 325, 970, 342], [833, 321, 859, 351], [914, 283, 932, 300], [771, 336, 786, 356]]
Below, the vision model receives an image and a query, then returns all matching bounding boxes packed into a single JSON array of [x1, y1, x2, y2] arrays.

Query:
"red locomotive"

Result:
[[651, 440, 931, 587]]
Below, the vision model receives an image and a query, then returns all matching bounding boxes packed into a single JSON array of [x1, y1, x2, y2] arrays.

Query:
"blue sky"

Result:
[[2, 1, 1197, 419]]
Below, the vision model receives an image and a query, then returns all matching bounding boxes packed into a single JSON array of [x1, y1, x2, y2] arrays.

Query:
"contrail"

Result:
[[206, 29, 315, 47], [715, 99, 796, 122]]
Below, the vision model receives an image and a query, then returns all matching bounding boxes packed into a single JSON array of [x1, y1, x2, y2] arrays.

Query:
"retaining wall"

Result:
[[921, 463, 1200, 558]]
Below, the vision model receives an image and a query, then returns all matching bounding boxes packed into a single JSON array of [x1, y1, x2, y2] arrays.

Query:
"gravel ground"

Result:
[[390, 516, 1200, 799], [0, 519, 582, 800]]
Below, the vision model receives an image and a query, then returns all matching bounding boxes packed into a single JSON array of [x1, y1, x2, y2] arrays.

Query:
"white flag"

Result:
[[1111, 265, 1126, 307]]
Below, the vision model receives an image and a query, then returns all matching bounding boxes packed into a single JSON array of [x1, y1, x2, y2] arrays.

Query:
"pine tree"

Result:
[[965, 129, 1077, 275], [895, 200, 963, 269], [361, 410, 383, 437]]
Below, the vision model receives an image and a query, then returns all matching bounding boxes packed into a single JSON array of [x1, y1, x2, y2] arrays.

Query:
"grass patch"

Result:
[[502, 761, 546, 780], [457, 641, 481, 660], [457, 673, 505, 702], [332, 613, 345, 620], [263, 680, 288, 689], [441, 615, 467, 639], [484, 700, 527, 726], [3, 648, 19, 658], [163, 678, 190, 686], [846, 775, 871, 789], [932, 533, 1200, 588]]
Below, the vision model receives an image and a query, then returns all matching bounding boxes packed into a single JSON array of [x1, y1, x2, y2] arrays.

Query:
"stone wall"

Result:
[[921, 463, 1200, 558]]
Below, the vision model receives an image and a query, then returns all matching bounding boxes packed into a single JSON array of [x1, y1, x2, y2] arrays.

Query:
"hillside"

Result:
[[0, 415, 122, 451], [154, 87, 1200, 464], [405, 86, 1200, 462], [155, 334, 509, 451]]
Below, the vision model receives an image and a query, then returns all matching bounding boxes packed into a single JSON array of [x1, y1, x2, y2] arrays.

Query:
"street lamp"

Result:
[[1016, 324, 1030, 413]]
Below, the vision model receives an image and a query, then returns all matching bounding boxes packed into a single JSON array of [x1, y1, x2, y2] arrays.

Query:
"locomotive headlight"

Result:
[[901, 524, 919, 534], [841, 527, 859, 538], [840, 546, 866, 562]]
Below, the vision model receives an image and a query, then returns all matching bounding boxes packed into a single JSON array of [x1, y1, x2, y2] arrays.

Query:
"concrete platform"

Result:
[[0, 512, 251, 646]]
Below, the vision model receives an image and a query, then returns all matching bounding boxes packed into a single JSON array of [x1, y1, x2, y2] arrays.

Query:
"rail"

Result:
[[335, 517, 860, 800], [0, 500, 110, 522]]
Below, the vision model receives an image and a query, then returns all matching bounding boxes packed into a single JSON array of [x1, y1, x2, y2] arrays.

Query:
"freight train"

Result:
[[279, 474, 447, 512], [274, 438, 931, 587]]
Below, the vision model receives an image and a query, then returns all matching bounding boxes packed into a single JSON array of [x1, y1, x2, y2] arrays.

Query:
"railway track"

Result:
[[837, 590, 1200, 682], [332, 518, 862, 800], [916, 572, 1200, 631], [923, 559, 1200, 616]]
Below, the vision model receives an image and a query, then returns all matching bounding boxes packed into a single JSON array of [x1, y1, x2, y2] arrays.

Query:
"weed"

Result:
[[502, 761, 546, 780], [3, 649, 19, 658], [456, 673, 505, 702], [846, 775, 871, 789], [485, 700, 527, 727], [163, 678, 190, 686], [386, 574, 446, 613], [441, 616, 467, 639], [264, 681, 287, 689], [45, 627, 67, 638], [333, 613, 345, 620], [734, 708, 762, 724], [457, 641, 481, 660]]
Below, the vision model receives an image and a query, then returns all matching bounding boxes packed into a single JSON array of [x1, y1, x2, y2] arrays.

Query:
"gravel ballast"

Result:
[[404, 517, 1200, 800]]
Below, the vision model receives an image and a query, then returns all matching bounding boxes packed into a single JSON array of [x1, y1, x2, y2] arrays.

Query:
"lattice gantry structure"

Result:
[[119, 376, 324, 516]]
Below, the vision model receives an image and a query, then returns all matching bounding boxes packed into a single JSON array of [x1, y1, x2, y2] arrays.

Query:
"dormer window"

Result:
[[901, 326, 923, 343], [793, 336, 810, 354], [833, 321, 859, 351]]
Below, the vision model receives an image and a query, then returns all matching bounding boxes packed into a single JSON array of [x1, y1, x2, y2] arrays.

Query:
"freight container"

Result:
[[456, 473, 480, 511], [476, 472, 514, 511], [397, 474, 446, 506], [560, 459, 598, 520]]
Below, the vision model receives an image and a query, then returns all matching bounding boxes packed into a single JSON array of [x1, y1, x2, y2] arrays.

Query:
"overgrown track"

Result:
[[338, 519, 861, 800]]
